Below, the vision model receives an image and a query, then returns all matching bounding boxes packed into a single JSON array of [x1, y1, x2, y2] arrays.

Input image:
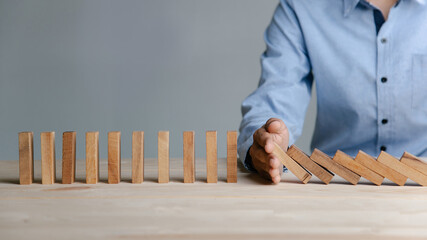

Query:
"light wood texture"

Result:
[[108, 131, 121, 184], [18, 132, 34, 185], [183, 131, 195, 183], [287, 145, 334, 184], [227, 131, 238, 183], [310, 148, 361, 185], [41, 132, 56, 184], [355, 150, 407, 186], [272, 143, 311, 184], [132, 131, 144, 184], [378, 151, 427, 186], [158, 131, 169, 183], [62, 131, 76, 184], [86, 131, 99, 184], [332, 150, 384, 186], [401, 152, 427, 176], [206, 131, 218, 183]]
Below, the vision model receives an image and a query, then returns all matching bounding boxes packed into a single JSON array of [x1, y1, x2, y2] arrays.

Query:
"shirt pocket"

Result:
[[412, 54, 427, 110]]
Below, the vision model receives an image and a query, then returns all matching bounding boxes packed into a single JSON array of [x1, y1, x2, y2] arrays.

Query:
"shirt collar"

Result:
[[343, 0, 426, 17]]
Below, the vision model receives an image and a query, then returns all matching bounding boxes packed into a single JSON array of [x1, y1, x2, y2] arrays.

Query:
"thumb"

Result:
[[264, 118, 286, 134]]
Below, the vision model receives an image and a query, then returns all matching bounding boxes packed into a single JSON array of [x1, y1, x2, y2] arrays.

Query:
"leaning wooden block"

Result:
[[227, 131, 238, 183], [378, 151, 427, 186], [400, 152, 427, 176], [332, 150, 384, 185], [183, 131, 195, 183], [41, 132, 56, 184], [158, 131, 170, 183], [86, 131, 99, 184], [108, 131, 121, 184], [310, 149, 360, 185], [19, 132, 34, 185], [62, 131, 76, 184], [272, 143, 311, 184], [132, 131, 144, 184], [354, 150, 407, 186], [287, 145, 333, 184], [206, 131, 218, 183]]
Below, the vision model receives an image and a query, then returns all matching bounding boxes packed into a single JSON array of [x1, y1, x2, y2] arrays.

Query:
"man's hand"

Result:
[[249, 118, 289, 184]]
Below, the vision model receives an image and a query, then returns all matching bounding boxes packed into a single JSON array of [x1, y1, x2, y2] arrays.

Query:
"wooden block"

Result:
[[183, 131, 195, 183], [287, 145, 333, 184], [354, 150, 407, 186], [132, 131, 144, 184], [158, 131, 169, 183], [62, 131, 76, 184], [332, 150, 384, 186], [272, 143, 311, 184], [19, 132, 34, 185], [378, 151, 427, 186], [41, 132, 56, 184], [227, 131, 238, 183], [86, 131, 99, 184], [310, 148, 360, 185], [206, 131, 218, 183], [401, 152, 427, 176], [108, 131, 121, 184]]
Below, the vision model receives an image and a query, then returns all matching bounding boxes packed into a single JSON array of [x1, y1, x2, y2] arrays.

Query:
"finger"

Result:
[[265, 118, 287, 134], [272, 175, 281, 184], [269, 168, 280, 178], [269, 157, 281, 169], [253, 128, 274, 153]]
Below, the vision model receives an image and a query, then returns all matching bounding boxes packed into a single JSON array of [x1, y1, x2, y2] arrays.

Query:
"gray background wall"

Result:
[[0, 0, 316, 160]]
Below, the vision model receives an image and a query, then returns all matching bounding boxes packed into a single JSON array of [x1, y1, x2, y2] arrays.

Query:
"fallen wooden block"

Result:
[[206, 131, 218, 183], [378, 151, 427, 186], [310, 148, 360, 185], [227, 131, 238, 183], [62, 131, 76, 184], [41, 132, 56, 184], [158, 131, 169, 183], [19, 132, 34, 185], [354, 150, 407, 186], [400, 152, 427, 176], [183, 131, 195, 183], [108, 131, 121, 184], [86, 131, 99, 184], [132, 131, 144, 184], [272, 143, 311, 184], [287, 145, 333, 184]]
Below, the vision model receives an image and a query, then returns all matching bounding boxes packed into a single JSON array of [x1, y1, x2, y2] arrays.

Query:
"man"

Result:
[[238, 0, 427, 183]]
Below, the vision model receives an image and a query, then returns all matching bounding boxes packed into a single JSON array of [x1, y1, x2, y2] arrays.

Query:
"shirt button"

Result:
[[381, 38, 387, 44], [381, 77, 388, 83], [381, 119, 388, 124], [380, 146, 387, 151]]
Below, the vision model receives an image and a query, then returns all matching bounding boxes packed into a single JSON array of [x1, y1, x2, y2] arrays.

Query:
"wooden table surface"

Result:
[[1, 158, 427, 240]]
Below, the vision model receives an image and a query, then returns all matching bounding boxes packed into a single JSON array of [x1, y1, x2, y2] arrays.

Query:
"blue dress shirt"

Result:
[[238, 0, 427, 171]]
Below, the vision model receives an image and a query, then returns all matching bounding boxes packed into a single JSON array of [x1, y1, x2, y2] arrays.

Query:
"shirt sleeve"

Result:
[[238, 0, 313, 171]]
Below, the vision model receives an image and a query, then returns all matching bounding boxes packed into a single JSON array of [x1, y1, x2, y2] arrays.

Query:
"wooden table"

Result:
[[1, 158, 427, 240]]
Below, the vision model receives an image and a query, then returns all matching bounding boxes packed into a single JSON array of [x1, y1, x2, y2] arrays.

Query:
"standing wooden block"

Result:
[[206, 131, 218, 183], [227, 131, 238, 183], [332, 150, 384, 186], [19, 132, 34, 185], [287, 145, 333, 184], [108, 131, 121, 184], [310, 148, 360, 185], [132, 131, 144, 184], [400, 152, 427, 176], [354, 150, 407, 186], [158, 131, 169, 183], [86, 132, 99, 184], [378, 151, 427, 186], [183, 131, 195, 183], [41, 132, 56, 184], [272, 143, 311, 184], [62, 131, 76, 184]]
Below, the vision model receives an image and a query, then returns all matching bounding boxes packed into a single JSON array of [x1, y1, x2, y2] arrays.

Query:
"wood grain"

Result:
[[272, 143, 311, 184], [183, 131, 195, 183], [86, 131, 99, 184], [354, 150, 407, 186], [310, 148, 360, 185], [206, 131, 218, 183], [158, 131, 169, 183], [108, 131, 121, 184], [62, 131, 76, 184], [378, 151, 427, 186], [400, 152, 427, 176], [132, 131, 144, 184], [18, 132, 34, 185], [41, 132, 56, 184], [227, 131, 238, 183]]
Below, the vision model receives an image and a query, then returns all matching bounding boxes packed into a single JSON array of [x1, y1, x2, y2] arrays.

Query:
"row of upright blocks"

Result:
[[18, 131, 238, 185]]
